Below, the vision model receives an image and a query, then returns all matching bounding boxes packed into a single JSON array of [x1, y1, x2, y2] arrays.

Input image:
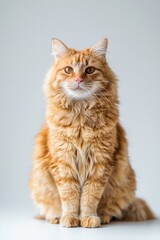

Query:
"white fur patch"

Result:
[[61, 82, 97, 100]]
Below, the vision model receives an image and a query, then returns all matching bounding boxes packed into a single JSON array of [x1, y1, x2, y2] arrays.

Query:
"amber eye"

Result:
[[85, 66, 95, 74], [64, 66, 74, 74]]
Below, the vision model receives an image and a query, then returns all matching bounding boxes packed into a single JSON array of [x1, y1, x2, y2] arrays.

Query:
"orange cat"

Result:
[[29, 38, 155, 227]]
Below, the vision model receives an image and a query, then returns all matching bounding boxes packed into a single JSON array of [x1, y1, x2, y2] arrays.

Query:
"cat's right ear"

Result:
[[52, 38, 68, 60]]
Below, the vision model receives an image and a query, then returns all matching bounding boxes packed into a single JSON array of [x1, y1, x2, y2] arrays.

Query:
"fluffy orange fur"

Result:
[[29, 38, 155, 228]]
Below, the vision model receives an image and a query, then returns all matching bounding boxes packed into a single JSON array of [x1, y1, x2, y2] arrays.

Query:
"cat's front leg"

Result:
[[49, 159, 80, 227], [80, 159, 112, 228], [80, 177, 106, 228]]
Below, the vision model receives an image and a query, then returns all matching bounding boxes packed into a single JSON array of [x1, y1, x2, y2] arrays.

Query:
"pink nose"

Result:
[[75, 78, 83, 84]]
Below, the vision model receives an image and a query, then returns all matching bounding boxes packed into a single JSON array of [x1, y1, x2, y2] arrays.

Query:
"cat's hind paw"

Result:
[[81, 216, 101, 228], [60, 215, 80, 227], [100, 214, 111, 224], [48, 217, 60, 224], [34, 215, 45, 220]]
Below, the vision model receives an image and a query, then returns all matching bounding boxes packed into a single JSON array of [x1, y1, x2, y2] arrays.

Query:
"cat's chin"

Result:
[[63, 87, 95, 100]]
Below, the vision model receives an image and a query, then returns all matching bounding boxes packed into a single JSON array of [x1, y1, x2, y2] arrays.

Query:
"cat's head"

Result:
[[46, 38, 115, 103]]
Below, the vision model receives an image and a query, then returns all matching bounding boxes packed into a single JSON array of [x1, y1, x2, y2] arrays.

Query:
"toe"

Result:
[[81, 216, 101, 228], [60, 215, 80, 227]]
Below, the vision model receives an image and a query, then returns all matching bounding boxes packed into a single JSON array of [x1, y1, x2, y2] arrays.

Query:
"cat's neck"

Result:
[[46, 93, 119, 131]]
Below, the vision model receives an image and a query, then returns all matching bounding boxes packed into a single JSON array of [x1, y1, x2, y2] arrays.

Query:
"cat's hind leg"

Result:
[[29, 166, 62, 223], [29, 125, 62, 223], [29, 160, 62, 224]]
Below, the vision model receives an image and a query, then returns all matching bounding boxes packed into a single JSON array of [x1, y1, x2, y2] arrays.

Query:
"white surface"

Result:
[[1, 209, 160, 240]]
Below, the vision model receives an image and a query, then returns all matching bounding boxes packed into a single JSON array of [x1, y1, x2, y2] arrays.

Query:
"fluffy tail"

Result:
[[122, 198, 155, 221]]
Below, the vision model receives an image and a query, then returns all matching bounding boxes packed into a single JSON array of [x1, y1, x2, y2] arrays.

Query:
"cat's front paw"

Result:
[[60, 214, 80, 227], [81, 216, 101, 228]]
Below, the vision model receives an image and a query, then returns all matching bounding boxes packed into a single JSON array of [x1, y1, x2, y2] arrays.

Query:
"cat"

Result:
[[29, 38, 155, 228]]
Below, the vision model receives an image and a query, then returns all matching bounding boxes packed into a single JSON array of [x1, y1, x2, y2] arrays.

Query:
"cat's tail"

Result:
[[122, 198, 155, 221]]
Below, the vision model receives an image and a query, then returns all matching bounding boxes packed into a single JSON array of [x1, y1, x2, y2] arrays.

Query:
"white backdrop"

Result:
[[0, 0, 160, 219]]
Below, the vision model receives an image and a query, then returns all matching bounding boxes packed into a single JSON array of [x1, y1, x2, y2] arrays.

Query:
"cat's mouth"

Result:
[[72, 85, 85, 91], [69, 83, 87, 92], [61, 81, 97, 99]]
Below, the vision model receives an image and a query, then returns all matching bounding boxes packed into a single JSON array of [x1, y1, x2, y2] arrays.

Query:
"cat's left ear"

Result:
[[52, 38, 68, 60], [91, 38, 108, 58]]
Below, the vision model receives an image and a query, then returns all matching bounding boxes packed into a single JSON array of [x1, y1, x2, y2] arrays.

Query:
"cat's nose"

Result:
[[75, 78, 84, 84]]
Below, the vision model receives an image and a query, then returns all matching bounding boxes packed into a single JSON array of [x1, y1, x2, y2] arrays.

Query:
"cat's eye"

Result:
[[85, 66, 95, 74], [64, 66, 74, 74]]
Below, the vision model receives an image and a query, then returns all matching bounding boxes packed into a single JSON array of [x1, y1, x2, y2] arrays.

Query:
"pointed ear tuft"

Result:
[[52, 38, 68, 59], [91, 38, 108, 58]]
